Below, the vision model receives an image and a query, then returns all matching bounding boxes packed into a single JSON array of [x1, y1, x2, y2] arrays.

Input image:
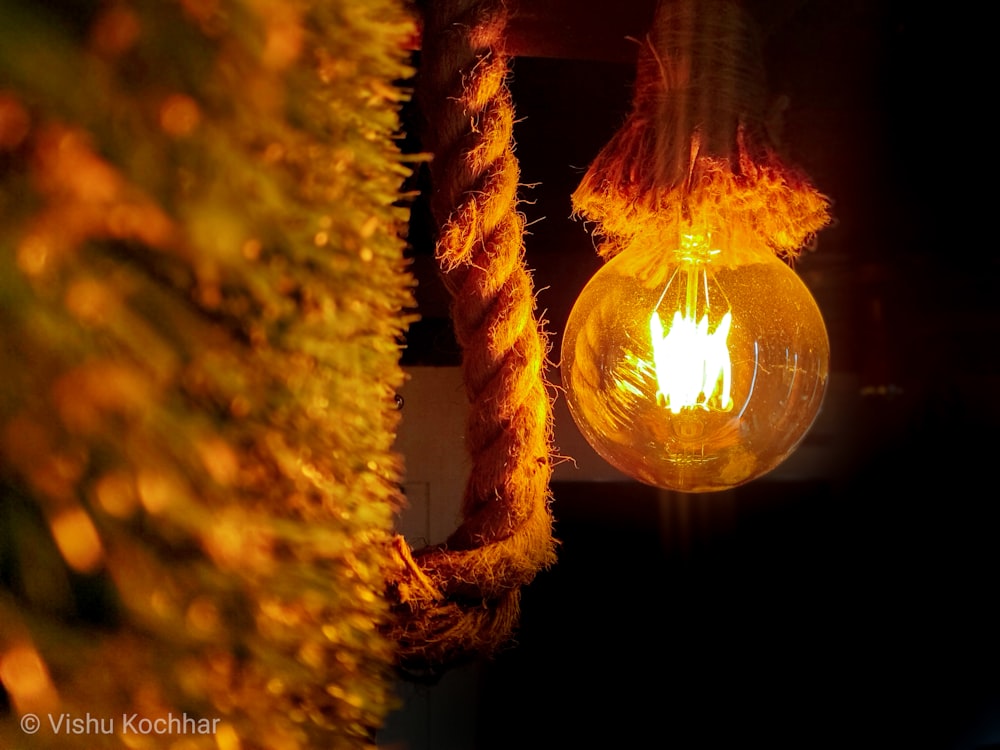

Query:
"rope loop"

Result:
[[385, 0, 556, 678]]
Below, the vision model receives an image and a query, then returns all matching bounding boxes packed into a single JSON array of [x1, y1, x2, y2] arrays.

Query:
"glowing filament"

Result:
[[649, 264, 734, 414], [560, 226, 831, 492]]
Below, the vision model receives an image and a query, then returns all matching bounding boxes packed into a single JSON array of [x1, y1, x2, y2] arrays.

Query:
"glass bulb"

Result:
[[560, 226, 829, 493]]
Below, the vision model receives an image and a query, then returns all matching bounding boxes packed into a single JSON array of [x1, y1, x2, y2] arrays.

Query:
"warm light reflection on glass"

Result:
[[561, 225, 829, 493]]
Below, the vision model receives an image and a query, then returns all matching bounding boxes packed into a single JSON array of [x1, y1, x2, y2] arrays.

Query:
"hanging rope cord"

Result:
[[386, 0, 557, 676], [573, 0, 830, 262]]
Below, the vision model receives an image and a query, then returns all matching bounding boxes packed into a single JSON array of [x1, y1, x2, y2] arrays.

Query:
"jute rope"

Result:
[[385, 0, 556, 678], [572, 0, 830, 261]]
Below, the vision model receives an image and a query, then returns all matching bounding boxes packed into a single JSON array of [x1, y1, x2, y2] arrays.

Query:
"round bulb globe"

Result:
[[560, 229, 829, 493]]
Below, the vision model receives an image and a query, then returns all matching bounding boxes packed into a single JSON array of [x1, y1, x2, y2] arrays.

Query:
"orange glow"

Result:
[[136, 470, 176, 514], [64, 277, 119, 326], [646, 234, 736, 416], [53, 361, 151, 433], [186, 596, 221, 636], [205, 511, 275, 573], [561, 225, 829, 492], [95, 470, 138, 517], [15, 233, 49, 276], [21, 125, 176, 276], [648, 254, 734, 415], [196, 437, 240, 486], [258, 3, 303, 70], [50, 507, 104, 573], [0, 643, 59, 713], [650, 309, 733, 413], [159, 94, 201, 137], [215, 722, 242, 750], [90, 4, 141, 57], [0, 91, 30, 150]]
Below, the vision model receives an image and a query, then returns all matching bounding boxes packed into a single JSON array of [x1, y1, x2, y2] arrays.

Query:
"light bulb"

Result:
[[560, 224, 829, 493]]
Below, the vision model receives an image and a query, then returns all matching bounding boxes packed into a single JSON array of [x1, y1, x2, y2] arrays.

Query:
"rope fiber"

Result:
[[385, 0, 557, 679], [572, 0, 831, 262]]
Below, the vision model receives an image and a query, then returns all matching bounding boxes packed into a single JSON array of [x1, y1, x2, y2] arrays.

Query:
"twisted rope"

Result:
[[386, 0, 556, 678], [572, 0, 830, 261]]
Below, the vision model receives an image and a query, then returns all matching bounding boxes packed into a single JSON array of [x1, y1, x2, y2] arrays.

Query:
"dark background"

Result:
[[392, 1, 1000, 748]]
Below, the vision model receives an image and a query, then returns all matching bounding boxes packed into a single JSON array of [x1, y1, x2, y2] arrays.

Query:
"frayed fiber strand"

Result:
[[385, 0, 556, 678], [572, 0, 831, 261]]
